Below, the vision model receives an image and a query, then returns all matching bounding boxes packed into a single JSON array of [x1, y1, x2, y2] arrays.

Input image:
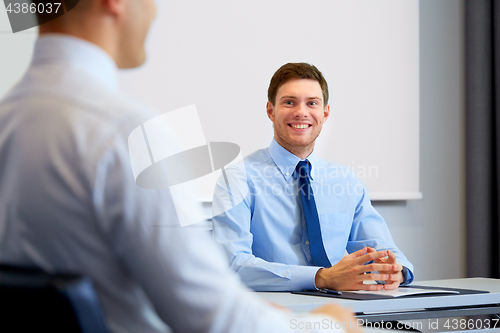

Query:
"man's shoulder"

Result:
[[313, 157, 359, 181], [0, 74, 165, 182], [314, 157, 347, 169], [1, 78, 157, 139], [3, 61, 158, 129], [244, 148, 272, 165], [216, 147, 274, 189], [224, 148, 271, 172]]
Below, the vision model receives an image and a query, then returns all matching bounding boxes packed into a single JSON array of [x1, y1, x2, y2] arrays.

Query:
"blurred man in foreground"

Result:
[[0, 0, 361, 332]]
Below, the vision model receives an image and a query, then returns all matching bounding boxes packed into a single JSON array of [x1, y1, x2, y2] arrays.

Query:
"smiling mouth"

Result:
[[289, 124, 311, 129]]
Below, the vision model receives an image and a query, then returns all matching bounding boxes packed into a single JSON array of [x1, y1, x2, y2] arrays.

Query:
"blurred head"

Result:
[[116, 0, 157, 67], [266, 63, 330, 159], [37, 0, 157, 68]]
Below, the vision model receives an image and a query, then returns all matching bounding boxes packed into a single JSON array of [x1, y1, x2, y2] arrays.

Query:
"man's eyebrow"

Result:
[[279, 96, 322, 100]]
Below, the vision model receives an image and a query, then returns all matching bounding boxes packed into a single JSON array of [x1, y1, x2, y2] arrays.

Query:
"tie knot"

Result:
[[296, 161, 310, 178]]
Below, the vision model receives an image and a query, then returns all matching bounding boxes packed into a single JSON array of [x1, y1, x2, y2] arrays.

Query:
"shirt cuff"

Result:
[[400, 266, 414, 286], [291, 266, 322, 291]]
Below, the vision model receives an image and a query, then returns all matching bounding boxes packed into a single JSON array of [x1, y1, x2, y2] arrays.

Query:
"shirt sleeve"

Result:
[[345, 174, 414, 283], [212, 167, 320, 292]]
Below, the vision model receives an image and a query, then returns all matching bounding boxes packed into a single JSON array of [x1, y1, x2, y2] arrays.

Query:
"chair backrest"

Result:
[[0, 264, 108, 333]]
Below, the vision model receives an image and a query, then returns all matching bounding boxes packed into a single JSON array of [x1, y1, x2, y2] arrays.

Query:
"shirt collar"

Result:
[[31, 34, 119, 91], [267, 138, 317, 181]]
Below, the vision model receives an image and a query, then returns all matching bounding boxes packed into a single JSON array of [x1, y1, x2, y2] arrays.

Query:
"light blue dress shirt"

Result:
[[213, 139, 414, 292]]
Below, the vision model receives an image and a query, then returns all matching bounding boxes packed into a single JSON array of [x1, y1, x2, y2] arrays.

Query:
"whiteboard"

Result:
[[120, 0, 421, 200]]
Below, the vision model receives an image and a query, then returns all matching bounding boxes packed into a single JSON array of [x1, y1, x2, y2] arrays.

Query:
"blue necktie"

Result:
[[296, 161, 331, 268]]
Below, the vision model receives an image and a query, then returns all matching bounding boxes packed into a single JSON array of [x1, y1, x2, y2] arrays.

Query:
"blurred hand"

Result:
[[312, 304, 363, 333], [267, 301, 290, 312]]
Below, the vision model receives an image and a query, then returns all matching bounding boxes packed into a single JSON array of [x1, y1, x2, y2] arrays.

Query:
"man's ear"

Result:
[[101, 0, 125, 15], [266, 101, 275, 121], [322, 104, 330, 124]]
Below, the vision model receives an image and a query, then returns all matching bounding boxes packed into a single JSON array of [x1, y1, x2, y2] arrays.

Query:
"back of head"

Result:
[[267, 62, 329, 106], [34, 0, 157, 69], [31, 0, 94, 29]]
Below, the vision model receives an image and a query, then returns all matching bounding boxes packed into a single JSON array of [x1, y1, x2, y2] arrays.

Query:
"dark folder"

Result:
[[292, 285, 489, 301]]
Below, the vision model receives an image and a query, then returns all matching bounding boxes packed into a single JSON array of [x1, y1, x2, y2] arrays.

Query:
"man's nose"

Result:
[[294, 103, 309, 117]]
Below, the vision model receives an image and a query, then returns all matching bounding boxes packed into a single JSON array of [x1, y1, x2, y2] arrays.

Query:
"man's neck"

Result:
[[274, 136, 314, 160], [38, 20, 119, 66]]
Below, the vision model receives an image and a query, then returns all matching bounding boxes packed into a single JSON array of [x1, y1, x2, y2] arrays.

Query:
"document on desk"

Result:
[[345, 287, 459, 298], [292, 284, 487, 300]]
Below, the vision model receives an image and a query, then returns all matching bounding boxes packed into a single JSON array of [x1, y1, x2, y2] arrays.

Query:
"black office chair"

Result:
[[0, 264, 108, 333]]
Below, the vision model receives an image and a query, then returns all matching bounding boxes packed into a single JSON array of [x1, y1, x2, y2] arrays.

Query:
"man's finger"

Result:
[[391, 263, 403, 272], [360, 263, 394, 273], [354, 250, 387, 265], [349, 247, 370, 258], [350, 246, 378, 257], [377, 264, 404, 275], [386, 250, 397, 263], [356, 273, 393, 282], [383, 280, 400, 290], [385, 274, 401, 281]]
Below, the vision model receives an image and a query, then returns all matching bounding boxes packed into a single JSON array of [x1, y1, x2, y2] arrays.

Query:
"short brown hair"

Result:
[[33, 0, 87, 27], [267, 63, 329, 106]]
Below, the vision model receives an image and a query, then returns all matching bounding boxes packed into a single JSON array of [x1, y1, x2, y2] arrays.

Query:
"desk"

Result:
[[258, 278, 500, 323]]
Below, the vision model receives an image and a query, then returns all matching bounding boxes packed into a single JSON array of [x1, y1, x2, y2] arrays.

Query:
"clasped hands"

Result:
[[315, 247, 404, 291]]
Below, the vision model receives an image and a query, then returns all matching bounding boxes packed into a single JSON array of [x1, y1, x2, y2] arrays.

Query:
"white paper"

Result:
[[344, 287, 459, 298]]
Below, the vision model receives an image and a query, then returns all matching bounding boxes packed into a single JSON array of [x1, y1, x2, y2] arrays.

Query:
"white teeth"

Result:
[[291, 124, 309, 129]]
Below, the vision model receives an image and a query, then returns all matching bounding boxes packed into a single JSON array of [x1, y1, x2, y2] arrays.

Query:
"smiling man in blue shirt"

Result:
[[212, 62, 414, 292]]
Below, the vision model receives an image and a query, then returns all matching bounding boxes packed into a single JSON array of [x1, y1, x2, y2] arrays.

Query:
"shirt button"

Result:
[[286, 172, 289, 176], [305, 241, 310, 245]]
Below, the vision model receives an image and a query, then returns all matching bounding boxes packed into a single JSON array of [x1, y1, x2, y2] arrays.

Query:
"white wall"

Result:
[[119, 0, 422, 201], [374, 0, 465, 281], [0, 10, 36, 99]]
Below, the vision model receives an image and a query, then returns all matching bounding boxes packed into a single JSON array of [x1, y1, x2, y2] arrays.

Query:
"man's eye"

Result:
[[285, 100, 294, 105], [309, 101, 319, 106]]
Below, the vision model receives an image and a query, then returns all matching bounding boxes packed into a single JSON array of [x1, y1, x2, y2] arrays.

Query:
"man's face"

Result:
[[118, 0, 157, 68], [267, 79, 330, 156]]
